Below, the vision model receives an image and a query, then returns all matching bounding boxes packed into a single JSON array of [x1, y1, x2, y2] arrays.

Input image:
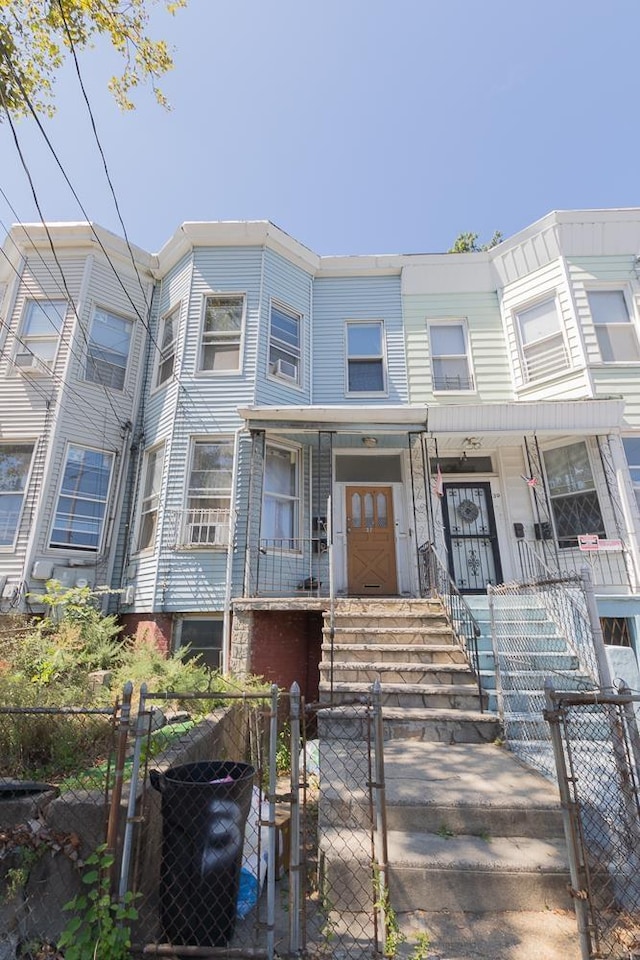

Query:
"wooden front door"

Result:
[[346, 486, 397, 595], [442, 482, 502, 593]]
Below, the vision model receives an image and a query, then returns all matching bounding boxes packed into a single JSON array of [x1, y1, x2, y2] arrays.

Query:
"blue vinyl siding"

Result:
[[312, 275, 406, 404]]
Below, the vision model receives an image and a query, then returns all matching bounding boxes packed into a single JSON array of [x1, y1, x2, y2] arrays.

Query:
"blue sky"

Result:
[[1, 0, 639, 256]]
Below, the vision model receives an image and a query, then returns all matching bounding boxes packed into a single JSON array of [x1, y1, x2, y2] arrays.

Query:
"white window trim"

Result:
[[261, 440, 302, 553], [48, 442, 115, 554], [267, 298, 303, 389], [427, 318, 475, 393], [344, 319, 388, 397], [514, 294, 570, 385], [14, 298, 67, 374], [197, 292, 246, 376], [135, 441, 166, 555], [152, 303, 181, 392], [0, 439, 37, 551], [181, 436, 234, 549], [84, 304, 135, 392], [585, 285, 640, 365]]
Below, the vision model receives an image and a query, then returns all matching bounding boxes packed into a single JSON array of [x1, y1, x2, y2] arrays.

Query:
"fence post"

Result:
[[580, 566, 613, 690], [371, 680, 389, 956], [619, 680, 640, 779], [106, 681, 133, 888], [289, 682, 302, 954], [543, 680, 592, 960], [118, 683, 148, 900], [266, 684, 279, 960]]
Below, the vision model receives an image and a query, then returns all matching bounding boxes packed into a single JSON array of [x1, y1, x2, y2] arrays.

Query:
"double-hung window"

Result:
[[200, 295, 244, 372], [16, 299, 67, 371], [50, 445, 114, 551], [428, 321, 474, 391], [156, 306, 179, 387], [543, 442, 605, 547], [0, 442, 35, 547], [345, 321, 386, 394], [587, 290, 640, 362], [185, 439, 233, 546], [138, 444, 165, 552], [262, 445, 299, 547], [85, 308, 133, 390], [269, 302, 301, 384], [623, 437, 640, 513], [516, 298, 569, 382]]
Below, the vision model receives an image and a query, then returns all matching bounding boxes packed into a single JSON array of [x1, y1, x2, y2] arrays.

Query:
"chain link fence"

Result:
[[0, 691, 127, 957], [545, 683, 640, 960]]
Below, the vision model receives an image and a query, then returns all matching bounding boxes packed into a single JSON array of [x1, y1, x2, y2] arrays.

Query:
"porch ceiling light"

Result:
[[362, 436, 378, 447], [463, 436, 482, 449]]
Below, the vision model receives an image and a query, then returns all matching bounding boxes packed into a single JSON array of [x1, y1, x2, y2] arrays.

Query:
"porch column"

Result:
[[244, 430, 266, 596], [229, 608, 252, 677], [603, 433, 640, 590]]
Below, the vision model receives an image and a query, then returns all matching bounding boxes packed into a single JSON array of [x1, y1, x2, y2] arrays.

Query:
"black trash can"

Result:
[[150, 760, 255, 947]]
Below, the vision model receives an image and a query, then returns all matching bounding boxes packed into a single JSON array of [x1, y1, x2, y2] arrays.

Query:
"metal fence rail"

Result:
[[545, 683, 640, 960]]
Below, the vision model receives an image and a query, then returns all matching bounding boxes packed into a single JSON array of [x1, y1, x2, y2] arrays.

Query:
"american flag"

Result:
[[521, 474, 538, 488]]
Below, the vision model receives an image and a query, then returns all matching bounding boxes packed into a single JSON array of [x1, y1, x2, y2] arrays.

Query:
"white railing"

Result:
[[167, 508, 231, 548], [517, 538, 631, 591]]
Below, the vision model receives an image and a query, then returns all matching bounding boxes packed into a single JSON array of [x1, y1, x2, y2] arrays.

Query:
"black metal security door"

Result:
[[442, 482, 502, 593]]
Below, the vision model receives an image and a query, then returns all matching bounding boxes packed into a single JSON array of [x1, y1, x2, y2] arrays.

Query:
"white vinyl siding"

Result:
[[587, 290, 640, 362], [516, 298, 569, 382], [50, 445, 115, 551], [345, 321, 386, 394], [428, 320, 473, 391], [268, 301, 301, 385], [199, 294, 245, 373], [15, 299, 67, 371], [0, 442, 35, 548], [85, 307, 134, 390]]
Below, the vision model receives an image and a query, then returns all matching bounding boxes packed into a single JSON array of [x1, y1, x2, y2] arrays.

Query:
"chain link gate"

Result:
[[117, 681, 389, 959], [545, 682, 640, 959]]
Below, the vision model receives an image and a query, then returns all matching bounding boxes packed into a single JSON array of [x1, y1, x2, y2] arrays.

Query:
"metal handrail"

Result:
[[418, 542, 483, 711], [327, 495, 335, 702]]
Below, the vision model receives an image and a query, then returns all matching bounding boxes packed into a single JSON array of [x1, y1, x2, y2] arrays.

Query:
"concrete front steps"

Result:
[[319, 740, 573, 917], [319, 598, 499, 744]]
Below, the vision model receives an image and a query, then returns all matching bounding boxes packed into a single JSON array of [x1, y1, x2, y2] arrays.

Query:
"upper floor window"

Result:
[[156, 305, 179, 388], [15, 299, 67, 372], [543, 441, 605, 547], [200, 295, 244, 373], [346, 321, 386, 394], [587, 290, 640, 363], [184, 439, 233, 547], [262, 444, 300, 546], [85, 307, 133, 390], [623, 437, 640, 513], [0, 442, 35, 547], [50, 444, 114, 551], [428, 321, 474, 391], [515, 298, 569, 382], [137, 443, 165, 552], [269, 302, 301, 384]]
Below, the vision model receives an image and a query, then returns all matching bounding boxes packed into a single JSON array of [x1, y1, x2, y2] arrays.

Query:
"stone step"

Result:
[[317, 704, 500, 744], [330, 599, 444, 616], [323, 626, 456, 644], [320, 680, 484, 711], [319, 827, 570, 912], [323, 642, 468, 664], [319, 662, 477, 685]]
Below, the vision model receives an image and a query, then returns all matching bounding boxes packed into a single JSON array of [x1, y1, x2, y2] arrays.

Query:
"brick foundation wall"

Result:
[[119, 613, 173, 655], [249, 610, 323, 702]]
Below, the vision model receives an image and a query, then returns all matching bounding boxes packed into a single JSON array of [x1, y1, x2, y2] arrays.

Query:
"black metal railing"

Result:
[[516, 536, 631, 590], [255, 537, 329, 597], [418, 542, 483, 709]]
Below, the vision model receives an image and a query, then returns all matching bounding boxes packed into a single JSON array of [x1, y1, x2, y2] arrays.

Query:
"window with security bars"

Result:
[[587, 290, 640, 363], [200, 295, 244, 372], [600, 617, 633, 647], [543, 442, 605, 548], [516, 298, 569, 382], [428, 321, 474, 391], [185, 439, 233, 546], [85, 307, 133, 390]]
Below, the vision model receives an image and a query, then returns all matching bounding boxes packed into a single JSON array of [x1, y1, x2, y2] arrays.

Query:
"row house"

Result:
[[1, 210, 640, 702]]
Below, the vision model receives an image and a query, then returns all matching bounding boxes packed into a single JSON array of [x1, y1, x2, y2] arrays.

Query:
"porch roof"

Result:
[[238, 398, 625, 436]]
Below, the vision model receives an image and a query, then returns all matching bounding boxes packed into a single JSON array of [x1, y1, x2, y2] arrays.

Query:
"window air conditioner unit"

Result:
[[274, 358, 297, 381], [14, 353, 51, 376]]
